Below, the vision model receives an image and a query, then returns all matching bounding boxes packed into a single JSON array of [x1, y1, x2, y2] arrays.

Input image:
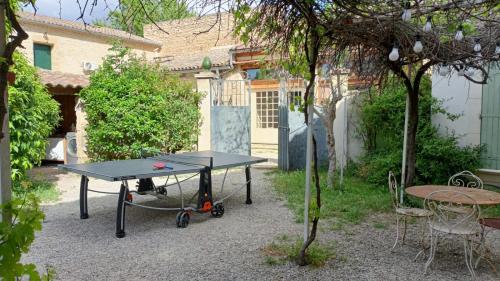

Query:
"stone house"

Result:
[[143, 14, 364, 164], [18, 11, 362, 165], [18, 11, 162, 163]]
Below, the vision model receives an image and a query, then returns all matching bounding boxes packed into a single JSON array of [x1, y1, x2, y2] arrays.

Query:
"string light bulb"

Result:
[[389, 43, 400, 61], [473, 39, 481, 52], [454, 25, 464, 41], [423, 16, 432, 32], [402, 2, 412, 22], [413, 34, 423, 53]]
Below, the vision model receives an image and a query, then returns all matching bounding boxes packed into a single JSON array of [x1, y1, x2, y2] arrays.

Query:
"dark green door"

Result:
[[33, 43, 52, 70], [480, 65, 500, 169]]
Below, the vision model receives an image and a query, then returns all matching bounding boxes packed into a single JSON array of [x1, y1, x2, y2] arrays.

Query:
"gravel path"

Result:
[[24, 167, 499, 280]]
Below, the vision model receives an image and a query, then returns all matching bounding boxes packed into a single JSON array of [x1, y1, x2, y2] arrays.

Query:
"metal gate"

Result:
[[278, 78, 308, 170], [277, 77, 333, 171], [210, 79, 252, 155], [278, 79, 289, 170], [480, 65, 500, 169]]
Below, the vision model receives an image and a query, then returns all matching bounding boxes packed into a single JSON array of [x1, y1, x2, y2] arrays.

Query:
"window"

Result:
[[34, 43, 52, 70], [245, 68, 275, 80], [256, 91, 279, 128], [288, 91, 302, 106], [246, 69, 260, 80]]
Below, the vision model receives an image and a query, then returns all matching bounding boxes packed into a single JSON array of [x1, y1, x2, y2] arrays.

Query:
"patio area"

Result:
[[23, 167, 500, 280]]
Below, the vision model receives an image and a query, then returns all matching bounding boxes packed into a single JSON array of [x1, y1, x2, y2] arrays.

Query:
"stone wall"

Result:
[[144, 13, 238, 58], [75, 98, 89, 163], [21, 22, 160, 75]]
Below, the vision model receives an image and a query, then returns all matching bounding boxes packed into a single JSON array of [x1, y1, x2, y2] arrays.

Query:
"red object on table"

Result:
[[153, 162, 166, 170]]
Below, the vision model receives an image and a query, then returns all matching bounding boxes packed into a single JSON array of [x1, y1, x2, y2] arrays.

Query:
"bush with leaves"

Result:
[[80, 45, 202, 161], [356, 75, 482, 185], [8, 52, 60, 182], [0, 194, 55, 280]]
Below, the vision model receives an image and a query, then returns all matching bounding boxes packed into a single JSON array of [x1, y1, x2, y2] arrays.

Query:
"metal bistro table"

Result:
[[406, 185, 500, 206]]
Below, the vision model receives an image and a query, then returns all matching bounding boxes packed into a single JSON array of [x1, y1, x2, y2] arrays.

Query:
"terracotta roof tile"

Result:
[[19, 11, 162, 48], [38, 69, 89, 89], [159, 45, 234, 71]]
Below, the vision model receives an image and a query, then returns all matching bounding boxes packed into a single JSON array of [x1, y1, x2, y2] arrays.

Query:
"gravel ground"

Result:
[[24, 166, 499, 281]]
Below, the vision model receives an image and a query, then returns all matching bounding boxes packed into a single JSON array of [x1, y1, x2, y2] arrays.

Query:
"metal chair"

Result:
[[475, 218, 500, 272], [448, 170, 483, 189], [424, 190, 482, 278], [388, 171, 432, 251]]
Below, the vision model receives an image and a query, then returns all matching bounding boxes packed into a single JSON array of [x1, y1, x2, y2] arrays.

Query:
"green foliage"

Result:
[[271, 170, 391, 224], [0, 194, 54, 281], [357, 76, 482, 185], [233, 4, 311, 79], [80, 44, 202, 161], [262, 235, 336, 267], [13, 179, 59, 203], [106, 0, 194, 36], [8, 53, 60, 181]]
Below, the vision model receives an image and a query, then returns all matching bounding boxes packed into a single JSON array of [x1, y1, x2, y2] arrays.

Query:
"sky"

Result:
[[23, 0, 119, 23]]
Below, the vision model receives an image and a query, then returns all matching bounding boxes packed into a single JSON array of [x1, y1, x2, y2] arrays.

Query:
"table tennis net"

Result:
[[150, 154, 213, 169]]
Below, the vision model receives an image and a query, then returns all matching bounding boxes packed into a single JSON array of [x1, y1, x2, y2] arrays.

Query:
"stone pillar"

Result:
[[75, 97, 89, 163], [195, 71, 216, 151]]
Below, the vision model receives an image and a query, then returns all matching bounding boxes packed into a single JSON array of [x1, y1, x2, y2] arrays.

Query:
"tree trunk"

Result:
[[326, 116, 336, 188], [404, 90, 419, 187], [298, 136, 321, 266]]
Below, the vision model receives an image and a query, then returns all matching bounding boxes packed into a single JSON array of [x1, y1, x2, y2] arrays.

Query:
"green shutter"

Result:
[[480, 65, 500, 169], [34, 44, 52, 70]]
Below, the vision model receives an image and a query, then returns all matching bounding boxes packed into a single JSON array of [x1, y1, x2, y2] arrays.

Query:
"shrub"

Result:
[[80, 45, 202, 161], [8, 52, 61, 181], [0, 194, 54, 280], [357, 76, 482, 185]]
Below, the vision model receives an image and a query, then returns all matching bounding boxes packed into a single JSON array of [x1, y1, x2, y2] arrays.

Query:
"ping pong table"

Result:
[[59, 151, 267, 238]]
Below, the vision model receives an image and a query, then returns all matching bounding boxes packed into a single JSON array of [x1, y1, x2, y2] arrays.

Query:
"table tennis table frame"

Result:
[[78, 165, 254, 238]]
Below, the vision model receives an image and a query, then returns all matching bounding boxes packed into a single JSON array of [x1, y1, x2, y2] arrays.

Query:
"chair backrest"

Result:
[[448, 170, 483, 189], [388, 171, 399, 208], [424, 190, 481, 232]]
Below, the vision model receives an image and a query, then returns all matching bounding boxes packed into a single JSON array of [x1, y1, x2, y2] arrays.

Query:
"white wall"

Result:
[[431, 70, 483, 147], [334, 94, 364, 164]]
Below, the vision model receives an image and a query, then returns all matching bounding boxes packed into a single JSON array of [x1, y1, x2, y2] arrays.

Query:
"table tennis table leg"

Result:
[[79, 175, 89, 219], [197, 167, 213, 210], [245, 166, 252, 205], [116, 181, 129, 238]]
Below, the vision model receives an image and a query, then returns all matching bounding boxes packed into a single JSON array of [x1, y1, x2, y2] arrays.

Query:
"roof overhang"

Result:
[[38, 70, 89, 90], [19, 12, 162, 49]]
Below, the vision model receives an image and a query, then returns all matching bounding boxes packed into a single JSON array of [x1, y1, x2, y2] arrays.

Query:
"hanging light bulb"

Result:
[[402, 2, 412, 22], [389, 43, 400, 61], [423, 16, 432, 32], [457, 65, 465, 76], [495, 42, 500, 56], [454, 25, 464, 41], [438, 64, 450, 76], [473, 39, 481, 52], [413, 34, 423, 53], [465, 68, 475, 77]]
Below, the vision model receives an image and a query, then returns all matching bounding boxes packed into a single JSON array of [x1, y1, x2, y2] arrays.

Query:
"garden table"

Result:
[[406, 185, 500, 205], [407, 185, 500, 273]]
